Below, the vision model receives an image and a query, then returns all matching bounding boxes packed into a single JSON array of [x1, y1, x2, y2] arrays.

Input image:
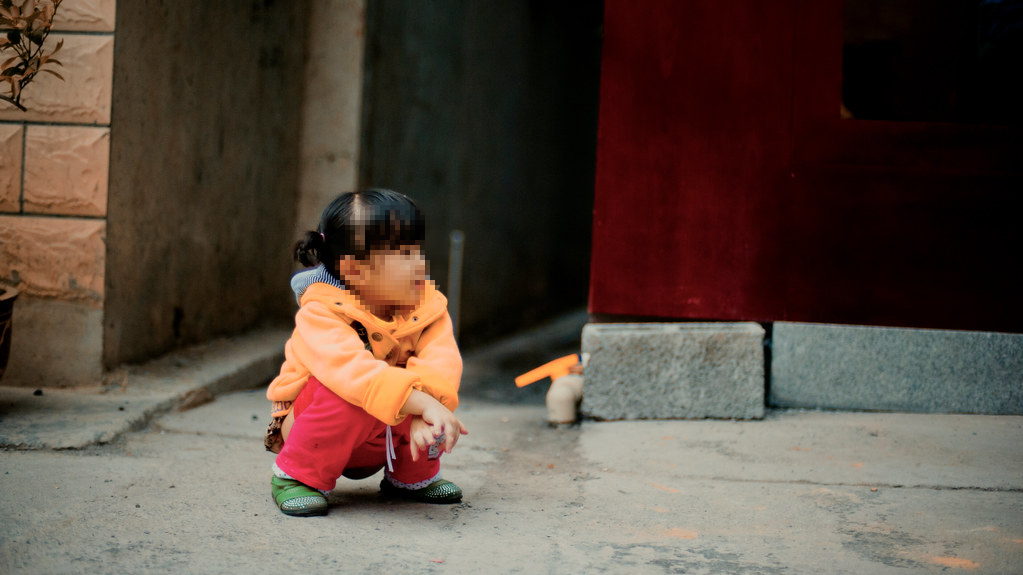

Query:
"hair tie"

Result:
[[319, 232, 326, 243]]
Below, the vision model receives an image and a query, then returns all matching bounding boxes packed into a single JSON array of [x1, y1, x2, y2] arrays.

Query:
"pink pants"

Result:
[[274, 376, 441, 492]]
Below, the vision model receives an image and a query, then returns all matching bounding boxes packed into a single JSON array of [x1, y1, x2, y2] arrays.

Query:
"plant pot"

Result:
[[0, 284, 18, 383]]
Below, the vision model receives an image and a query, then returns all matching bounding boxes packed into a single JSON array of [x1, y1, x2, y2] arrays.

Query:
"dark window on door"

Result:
[[842, 0, 1022, 125]]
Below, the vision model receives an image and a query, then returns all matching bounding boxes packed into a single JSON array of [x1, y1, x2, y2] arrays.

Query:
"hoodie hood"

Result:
[[290, 265, 344, 304]]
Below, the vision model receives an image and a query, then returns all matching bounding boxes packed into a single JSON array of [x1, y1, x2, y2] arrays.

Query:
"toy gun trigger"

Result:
[[514, 354, 580, 388]]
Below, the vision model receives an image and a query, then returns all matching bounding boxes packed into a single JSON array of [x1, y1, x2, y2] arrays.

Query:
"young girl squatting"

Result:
[[265, 189, 468, 517]]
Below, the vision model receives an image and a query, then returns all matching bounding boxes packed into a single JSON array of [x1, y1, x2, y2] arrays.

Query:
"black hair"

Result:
[[294, 189, 426, 278]]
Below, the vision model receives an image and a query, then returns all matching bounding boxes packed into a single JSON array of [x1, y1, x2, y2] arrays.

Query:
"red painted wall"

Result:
[[590, 0, 1022, 332]]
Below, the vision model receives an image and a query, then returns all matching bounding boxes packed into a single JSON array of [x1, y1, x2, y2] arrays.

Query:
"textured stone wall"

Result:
[[0, 0, 116, 386]]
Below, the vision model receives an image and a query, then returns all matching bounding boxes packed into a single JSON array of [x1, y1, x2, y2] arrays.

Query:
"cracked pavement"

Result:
[[1, 386, 1021, 574]]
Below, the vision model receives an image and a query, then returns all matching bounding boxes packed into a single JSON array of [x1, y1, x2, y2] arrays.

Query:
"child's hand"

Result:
[[408, 416, 435, 461], [400, 389, 469, 460], [410, 404, 468, 461]]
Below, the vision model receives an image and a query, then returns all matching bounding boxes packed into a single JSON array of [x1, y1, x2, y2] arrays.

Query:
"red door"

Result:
[[590, 0, 1022, 333]]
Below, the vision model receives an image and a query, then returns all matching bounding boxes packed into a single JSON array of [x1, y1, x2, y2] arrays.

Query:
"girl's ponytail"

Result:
[[294, 230, 327, 267]]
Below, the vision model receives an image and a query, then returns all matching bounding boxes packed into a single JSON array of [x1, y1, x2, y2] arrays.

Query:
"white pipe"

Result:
[[446, 229, 465, 341], [546, 374, 583, 424]]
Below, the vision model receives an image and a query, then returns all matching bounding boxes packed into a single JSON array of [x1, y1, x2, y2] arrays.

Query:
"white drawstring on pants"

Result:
[[385, 425, 396, 473]]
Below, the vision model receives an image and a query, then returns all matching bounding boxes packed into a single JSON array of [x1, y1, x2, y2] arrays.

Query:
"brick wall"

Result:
[[0, 0, 116, 386]]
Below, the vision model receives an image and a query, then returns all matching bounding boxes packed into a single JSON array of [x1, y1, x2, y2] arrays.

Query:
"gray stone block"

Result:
[[770, 322, 1023, 414], [581, 323, 765, 420]]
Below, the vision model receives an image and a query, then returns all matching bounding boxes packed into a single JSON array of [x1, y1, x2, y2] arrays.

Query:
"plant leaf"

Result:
[[40, 67, 62, 81], [1, 60, 25, 75]]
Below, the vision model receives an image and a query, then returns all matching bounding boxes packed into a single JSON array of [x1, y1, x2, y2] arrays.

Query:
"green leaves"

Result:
[[0, 0, 64, 111]]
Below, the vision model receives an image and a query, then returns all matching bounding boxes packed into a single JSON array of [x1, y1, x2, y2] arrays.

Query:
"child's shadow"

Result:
[[325, 481, 382, 510], [324, 479, 464, 515]]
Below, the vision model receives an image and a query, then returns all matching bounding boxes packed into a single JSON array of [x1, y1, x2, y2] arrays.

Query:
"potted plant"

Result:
[[0, 283, 16, 382], [1, 0, 64, 111]]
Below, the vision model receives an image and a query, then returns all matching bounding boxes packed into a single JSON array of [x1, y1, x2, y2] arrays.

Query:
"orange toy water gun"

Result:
[[515, 354, 580, 387]]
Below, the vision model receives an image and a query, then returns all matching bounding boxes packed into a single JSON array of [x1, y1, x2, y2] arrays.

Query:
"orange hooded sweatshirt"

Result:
[[266, 274, 461, 426]]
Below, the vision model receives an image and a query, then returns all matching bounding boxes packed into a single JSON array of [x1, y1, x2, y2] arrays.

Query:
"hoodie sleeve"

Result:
[[290, 301, 422, 425], [404, 311, 462, 411], [266, 334, 312, 418]]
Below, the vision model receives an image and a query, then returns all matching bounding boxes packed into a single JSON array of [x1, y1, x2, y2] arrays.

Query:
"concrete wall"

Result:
[[292, 0, 366, 246], [359, 0, 603, 347], [103, 0, 306, 367], [0, 0, 116, 386], [3, 0, 597, 384]]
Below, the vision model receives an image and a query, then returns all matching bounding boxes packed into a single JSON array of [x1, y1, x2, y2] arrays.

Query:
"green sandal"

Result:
[[380, 478, 463, 504], [271, 475, 328, 517]]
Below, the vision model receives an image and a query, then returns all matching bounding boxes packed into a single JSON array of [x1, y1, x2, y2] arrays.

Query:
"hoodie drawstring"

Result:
[[385, 425, 396, 473]]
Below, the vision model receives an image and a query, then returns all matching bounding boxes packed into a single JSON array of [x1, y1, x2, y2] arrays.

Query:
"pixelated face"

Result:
[[347, 245, 427, 315]]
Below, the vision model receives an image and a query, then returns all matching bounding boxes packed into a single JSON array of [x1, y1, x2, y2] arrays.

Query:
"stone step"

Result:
[[770, 322, 1023, 415], [581, 322, 765, 420]]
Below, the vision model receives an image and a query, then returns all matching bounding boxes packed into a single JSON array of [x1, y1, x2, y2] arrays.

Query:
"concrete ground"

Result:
[[1, 316, 1021, 574]]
